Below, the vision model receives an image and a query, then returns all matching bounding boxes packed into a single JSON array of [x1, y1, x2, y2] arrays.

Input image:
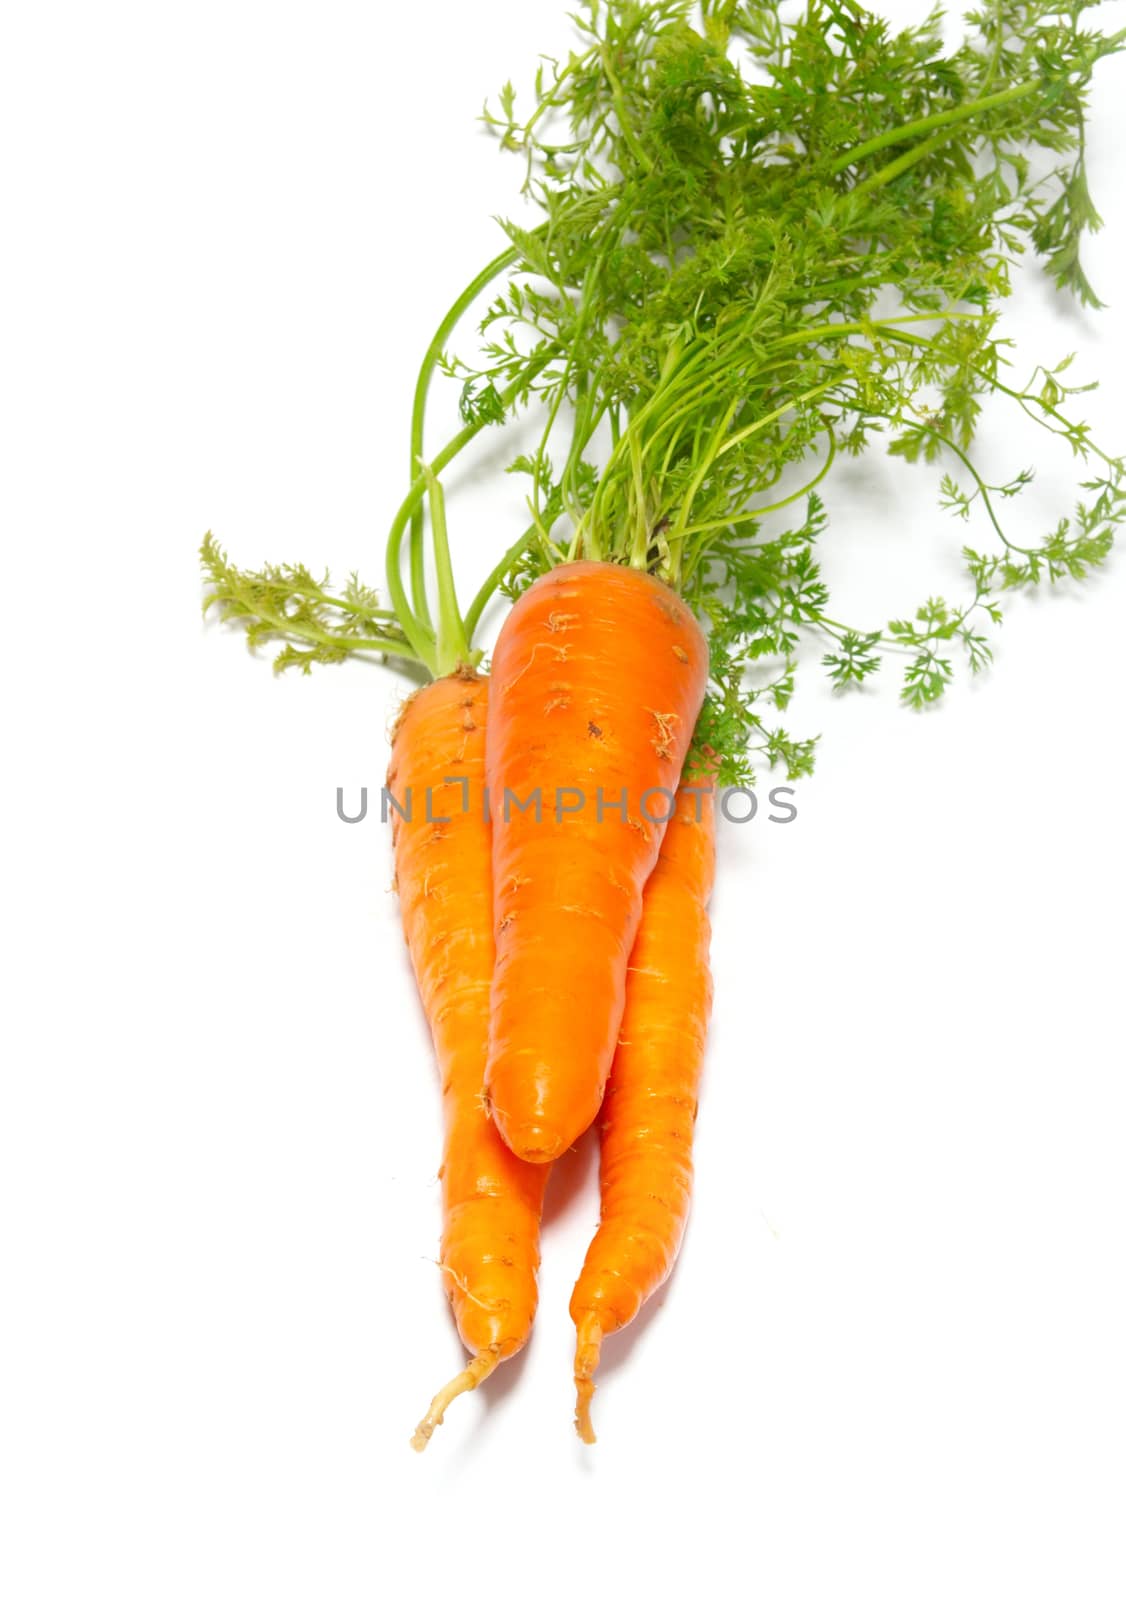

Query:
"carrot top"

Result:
[[428, 0, 1125, 778], [203, 0, 1124, 784]]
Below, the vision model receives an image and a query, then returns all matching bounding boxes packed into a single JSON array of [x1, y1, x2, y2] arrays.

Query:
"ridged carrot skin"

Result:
[[387, 673, 550, 1448], [485, 560, 709, 1163], [569, 775, 716, 1443]]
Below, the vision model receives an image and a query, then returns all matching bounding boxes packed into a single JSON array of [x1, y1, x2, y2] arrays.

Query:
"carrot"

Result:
[[570, 773, 716, 1443], [485, 559, 709, 1163], [387, 671, 550, 1451]]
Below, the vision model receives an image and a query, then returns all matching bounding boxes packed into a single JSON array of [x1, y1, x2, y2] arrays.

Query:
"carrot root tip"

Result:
[[572, 1314, 605, 1445], [410, 1347, 500, 1453], [574, 1376, 598, 1445]]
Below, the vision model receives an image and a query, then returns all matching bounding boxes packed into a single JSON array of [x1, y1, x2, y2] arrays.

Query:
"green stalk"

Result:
[[420, 464, 472, 675], [667, 396, 740, 579], [828, 79, 1042, 176], [601, 46, 653, 174], [385, 349, 555, 670], [385, 429, 474, 672], [851, 130, 977, 198], [408, 243, 522, 628], [677, 424, 837, 543], [463, 523, 541, 642]]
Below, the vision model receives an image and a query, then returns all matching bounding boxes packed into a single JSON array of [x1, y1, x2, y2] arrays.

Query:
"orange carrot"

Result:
[[388, 672, 550, 1450], [485, 560, 709, 1163], [569, 773, 716, 1443]]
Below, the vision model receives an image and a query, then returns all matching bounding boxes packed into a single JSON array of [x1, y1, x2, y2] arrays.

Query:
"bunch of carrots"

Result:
[[203, 0, 1124, 1446], [386, 601, 713, 1446]]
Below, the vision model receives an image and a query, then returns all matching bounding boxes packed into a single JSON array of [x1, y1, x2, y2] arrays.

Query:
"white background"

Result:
[[3, 2, 1124, 1595]]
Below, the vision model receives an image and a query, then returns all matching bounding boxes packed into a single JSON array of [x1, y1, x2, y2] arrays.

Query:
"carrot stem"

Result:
[[409, 244, 520, 630], [827, 77, 1041, 176], [385, 350, 554, 668], [410, 1346, 501, 1453], [419, 463, 472, 675], [462, 522, 541, 642]]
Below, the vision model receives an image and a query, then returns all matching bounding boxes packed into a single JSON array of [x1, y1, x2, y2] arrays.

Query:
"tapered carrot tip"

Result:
[[410, 1347, 500, 1453], [573, 1314, 604, 1445]]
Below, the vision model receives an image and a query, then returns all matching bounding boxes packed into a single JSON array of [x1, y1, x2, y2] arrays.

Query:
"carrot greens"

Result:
[[202, 0, 1124, 784], [439, 0, 1125, 779]]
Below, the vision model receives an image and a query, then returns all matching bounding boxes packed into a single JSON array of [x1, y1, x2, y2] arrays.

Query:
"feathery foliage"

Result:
[[200, 532, 415, 674], [201, 0, 1124, 781], [447, 0, 1125, 777]]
